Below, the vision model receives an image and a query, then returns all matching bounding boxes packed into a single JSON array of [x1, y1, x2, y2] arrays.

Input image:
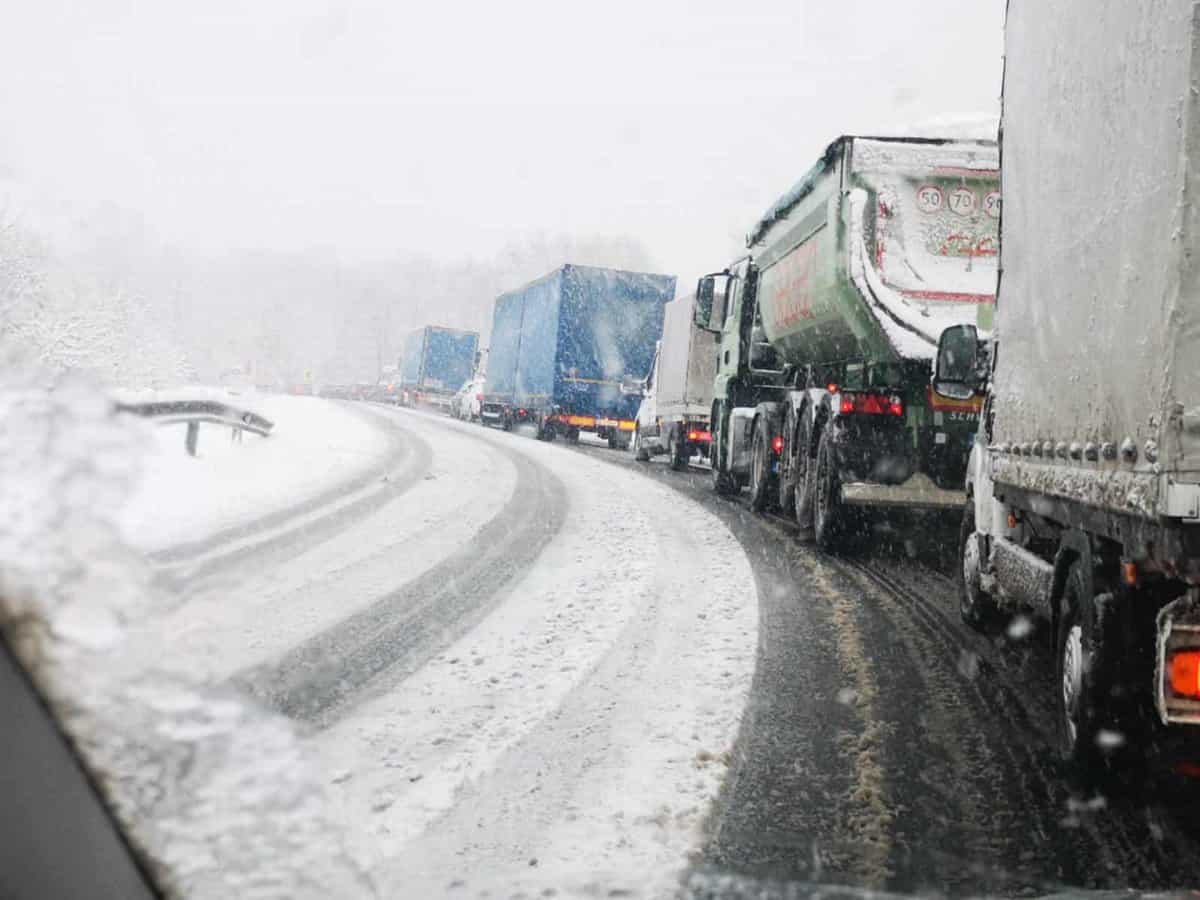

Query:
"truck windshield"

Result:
[[869, 172, 999, 304]]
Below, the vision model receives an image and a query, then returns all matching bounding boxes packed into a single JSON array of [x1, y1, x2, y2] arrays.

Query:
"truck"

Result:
[[482, 264, 675, 448], [695, 135, 1000, 549], [631, 292, 716, 469], [938, 0, 1200, 767], [398, 326, 480, 410]]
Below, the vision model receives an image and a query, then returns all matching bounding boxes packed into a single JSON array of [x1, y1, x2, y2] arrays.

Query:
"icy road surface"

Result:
[[122, 402, 757, 896]]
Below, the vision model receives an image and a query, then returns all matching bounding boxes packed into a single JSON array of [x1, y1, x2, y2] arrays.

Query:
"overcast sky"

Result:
[[0, 0, 1004, 285]]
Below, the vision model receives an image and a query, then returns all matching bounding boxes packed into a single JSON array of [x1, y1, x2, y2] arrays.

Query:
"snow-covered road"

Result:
[[123, 401, 758, 897]]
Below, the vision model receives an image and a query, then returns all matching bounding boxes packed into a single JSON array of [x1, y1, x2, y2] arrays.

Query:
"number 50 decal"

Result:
[[916, 185, 944, 214]]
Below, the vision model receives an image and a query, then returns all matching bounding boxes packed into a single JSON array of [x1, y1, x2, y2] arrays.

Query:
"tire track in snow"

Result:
[[843, 555, 1200, 892], [116, 413, 515, 687], [154, 406, 433, 586], [310, 439, 757, 897], [231, 420, 567, 726]]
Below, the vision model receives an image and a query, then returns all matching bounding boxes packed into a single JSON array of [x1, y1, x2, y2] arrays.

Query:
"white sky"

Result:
[[0, 0, 1004, 283]]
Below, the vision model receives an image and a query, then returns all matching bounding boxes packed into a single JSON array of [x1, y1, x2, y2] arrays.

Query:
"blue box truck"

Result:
[[482, 264, 676, 448], [399, 326, 480, 409]]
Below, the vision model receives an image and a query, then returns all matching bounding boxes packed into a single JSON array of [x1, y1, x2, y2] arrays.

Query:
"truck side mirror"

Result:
[[693, 272, 729, 332], [933, 324, 984, 399]]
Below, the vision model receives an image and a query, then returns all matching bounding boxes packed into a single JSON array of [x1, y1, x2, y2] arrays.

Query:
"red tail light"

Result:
[[839, 392, 903, 418], [517, 408, 526, 416], [1170, 650, 1200, 699], [686, 430, 712, 443], [771, 435, 784, 454], [476, 393, 483, 402]]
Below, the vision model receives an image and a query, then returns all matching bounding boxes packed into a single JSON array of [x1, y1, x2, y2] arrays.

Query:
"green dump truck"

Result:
[[695, 135, 1000, 548]]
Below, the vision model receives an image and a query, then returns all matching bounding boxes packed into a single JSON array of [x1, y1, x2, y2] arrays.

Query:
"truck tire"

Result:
[[632, 429, 650, 461], [1056, 561, 1106, 767], [777, 408, 797, 515], [607, 433, 628, 450], [712, 458, 739, 496], [565, 427, 581, 443], [669, 428, 688, 471], [793, 412, 815, 531], [958, 500, 997, 630], [813, 426, 844, 550], [711, 403, 739, 496], [748, 417, 772, 512]]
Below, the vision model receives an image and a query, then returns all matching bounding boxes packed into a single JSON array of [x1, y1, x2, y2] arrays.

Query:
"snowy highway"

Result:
[[118, 400, 759, 897], [108, 397, 1200, 897]]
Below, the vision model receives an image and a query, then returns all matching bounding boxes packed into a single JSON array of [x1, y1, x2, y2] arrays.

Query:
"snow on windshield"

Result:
[[0, 376, 366, 899]]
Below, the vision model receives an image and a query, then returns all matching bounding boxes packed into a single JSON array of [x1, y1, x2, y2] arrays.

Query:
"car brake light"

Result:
[[839, 392, 903, 417], [771, 435, 783, 454], [517, 408, 526, 416], [476, 393, 483, 402], [1169, 650, 1200, 699]]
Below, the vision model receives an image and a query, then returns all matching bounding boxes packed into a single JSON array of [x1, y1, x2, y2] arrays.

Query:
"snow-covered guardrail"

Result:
[[115, 397, 274, 456]]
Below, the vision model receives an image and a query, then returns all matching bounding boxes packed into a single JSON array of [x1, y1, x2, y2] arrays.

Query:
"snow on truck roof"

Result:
[[495, 263, 676, 301], [746, 134, 999, 248]]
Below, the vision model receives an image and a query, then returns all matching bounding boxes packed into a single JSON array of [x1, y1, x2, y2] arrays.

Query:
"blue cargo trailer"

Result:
[[482, 264, 676, 447], [399, 326, 480, 409]]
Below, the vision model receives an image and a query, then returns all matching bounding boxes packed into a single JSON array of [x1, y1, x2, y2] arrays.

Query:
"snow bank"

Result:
[[118, 393, 392, 553]]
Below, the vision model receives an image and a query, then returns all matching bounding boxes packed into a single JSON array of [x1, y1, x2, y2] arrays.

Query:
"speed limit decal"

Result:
[[983, 191, 1001, 219], [948, 187, 976, 216], [916, 185, 944, 214]]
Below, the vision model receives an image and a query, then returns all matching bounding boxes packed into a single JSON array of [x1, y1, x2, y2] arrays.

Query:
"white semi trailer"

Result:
[[940, 0, 1200, 767]]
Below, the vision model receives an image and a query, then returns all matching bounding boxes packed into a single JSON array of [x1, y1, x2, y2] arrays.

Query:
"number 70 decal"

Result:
[[915, 186, 1001, 219]]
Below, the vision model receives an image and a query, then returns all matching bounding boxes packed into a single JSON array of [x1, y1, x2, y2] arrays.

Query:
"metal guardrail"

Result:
[[115, 398, 275, 456]]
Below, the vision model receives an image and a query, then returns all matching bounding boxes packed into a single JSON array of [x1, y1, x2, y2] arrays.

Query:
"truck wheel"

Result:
[[793, 413, 815, 531], [748, 418, 772, 512], [669, 428, 688, 471], [711, 438, 739, 497], [712, 458, 739, 496], [813, 426, 844, 550], [1056, 561, 1105, 767], [632, 429, 650, 461], [958, 500, 997, 630], [777, 409, 797, 515], [565, 427, 580, 443]]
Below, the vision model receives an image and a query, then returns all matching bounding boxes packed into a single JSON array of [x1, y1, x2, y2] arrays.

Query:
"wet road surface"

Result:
[[564, 438, 1200, 897]]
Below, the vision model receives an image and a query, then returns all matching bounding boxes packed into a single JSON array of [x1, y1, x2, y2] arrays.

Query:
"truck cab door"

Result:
[[716, 272, 744, 389]]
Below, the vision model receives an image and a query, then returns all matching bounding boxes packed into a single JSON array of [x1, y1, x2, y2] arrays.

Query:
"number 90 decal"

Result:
[[915, 185, 944, 214], [983, 191, 1001, 219]]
